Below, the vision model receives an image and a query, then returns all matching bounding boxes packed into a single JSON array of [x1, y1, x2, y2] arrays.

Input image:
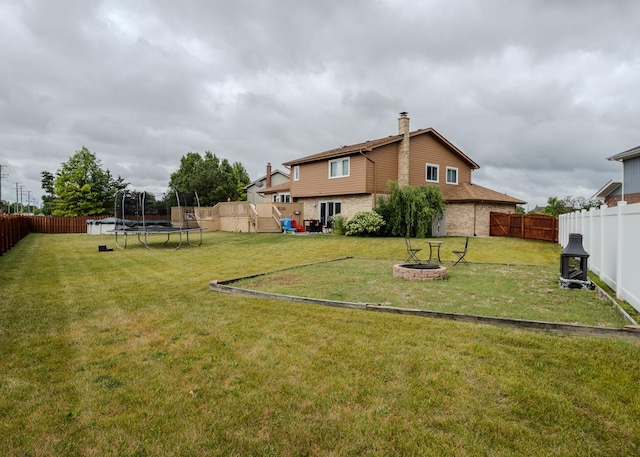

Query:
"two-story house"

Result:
[[264, 113, 525, 236], [593, 145, 640, 207]]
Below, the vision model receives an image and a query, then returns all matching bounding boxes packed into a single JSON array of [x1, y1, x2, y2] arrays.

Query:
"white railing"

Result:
[[559, 202, 640, 312]]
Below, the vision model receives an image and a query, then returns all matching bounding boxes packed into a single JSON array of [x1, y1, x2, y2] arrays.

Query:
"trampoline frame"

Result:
[[110, 190, 204, 250]]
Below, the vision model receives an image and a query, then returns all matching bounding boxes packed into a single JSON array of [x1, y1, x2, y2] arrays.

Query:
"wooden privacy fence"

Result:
[[1, 215, 171, 255], [0, 215, 30, 256], [28, 215, 168, 234], [29, 215, 100, 234], [490, 212, 558, 243]]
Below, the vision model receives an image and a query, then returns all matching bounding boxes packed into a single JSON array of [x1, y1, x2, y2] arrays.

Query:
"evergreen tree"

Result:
[[49, 147, 128, 216]]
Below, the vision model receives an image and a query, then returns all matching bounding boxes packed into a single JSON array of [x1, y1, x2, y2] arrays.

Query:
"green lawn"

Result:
[[233, 259, 629, 327], [1, 232, 639, 456]]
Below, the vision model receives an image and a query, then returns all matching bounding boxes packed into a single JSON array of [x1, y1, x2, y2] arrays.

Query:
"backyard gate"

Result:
[[490, 212, 558, 243]]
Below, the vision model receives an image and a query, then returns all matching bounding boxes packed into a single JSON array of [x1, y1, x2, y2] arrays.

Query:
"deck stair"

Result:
[[256, 216, 281, 233]]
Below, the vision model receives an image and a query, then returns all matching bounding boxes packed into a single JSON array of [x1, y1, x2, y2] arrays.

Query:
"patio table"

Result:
[[426, 240, 444, 264]]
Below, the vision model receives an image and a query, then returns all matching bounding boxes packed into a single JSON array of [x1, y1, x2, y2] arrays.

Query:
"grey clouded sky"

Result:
[[1, 0, 639, 209]]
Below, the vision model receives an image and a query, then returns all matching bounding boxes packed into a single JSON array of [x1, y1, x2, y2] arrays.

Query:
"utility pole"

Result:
[[0, 164, 8, 214], [19, 185, 24, 214], [13, 182, 20, 214], [27, 190, 32, 214]]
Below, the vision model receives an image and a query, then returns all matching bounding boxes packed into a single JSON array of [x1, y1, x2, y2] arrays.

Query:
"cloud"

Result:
[[1, 0, 639, 209]]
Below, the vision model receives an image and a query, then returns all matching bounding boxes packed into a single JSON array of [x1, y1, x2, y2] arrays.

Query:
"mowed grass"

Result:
[[0, 232, 638, 456], [235, 259, 629, 327]]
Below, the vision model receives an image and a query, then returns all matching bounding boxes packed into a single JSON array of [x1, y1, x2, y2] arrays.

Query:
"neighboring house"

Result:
[[244, 163, 290, 204], [593, 145, 640, 207], [269, 112, 524, 236]]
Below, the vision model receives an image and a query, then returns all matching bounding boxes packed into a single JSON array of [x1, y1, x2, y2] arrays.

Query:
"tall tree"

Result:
[[51, 147, 128, 216], [40, 171, 56, 215], [168, 151, 250, 206]]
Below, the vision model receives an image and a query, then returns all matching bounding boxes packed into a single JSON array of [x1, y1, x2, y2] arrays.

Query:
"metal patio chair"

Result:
[[452, 237, 470, 266], [405, 237, 422, 264]]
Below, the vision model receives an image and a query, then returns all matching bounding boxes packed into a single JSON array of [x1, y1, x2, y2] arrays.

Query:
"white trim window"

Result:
[[272, 193, 291, 203], [329, 157, 350, 179], [426, 163, 439, 183], [319, 200, 341, 228], [280, 193, 291, 203], [293, 165, 300, 181], [446, 167, 458, 185]]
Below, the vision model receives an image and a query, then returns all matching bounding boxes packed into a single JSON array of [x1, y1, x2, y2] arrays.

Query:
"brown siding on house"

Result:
[[291, 153, 368, 198], [367, 142, 399, 194], [408, 134, 473, 191]]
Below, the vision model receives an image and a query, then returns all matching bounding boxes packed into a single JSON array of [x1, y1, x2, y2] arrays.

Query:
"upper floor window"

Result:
[[293, 166, 300, 181], [446, 167, 458, 185], [329, 157, 350, 179], [426, 164, 439, 183]]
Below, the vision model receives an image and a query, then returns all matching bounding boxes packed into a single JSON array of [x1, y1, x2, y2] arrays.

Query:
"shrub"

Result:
[[330, 214, 346, 235], [376, 181, 445, 237], [344, 211, 385, 236]]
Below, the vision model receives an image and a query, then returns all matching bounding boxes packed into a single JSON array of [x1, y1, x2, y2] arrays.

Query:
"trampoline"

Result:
[[109, 190, 205, 250]]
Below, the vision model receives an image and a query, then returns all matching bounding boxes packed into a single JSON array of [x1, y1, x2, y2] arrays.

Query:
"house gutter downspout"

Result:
[[473, 202, 477, 237], [359, 149, 376, 207]]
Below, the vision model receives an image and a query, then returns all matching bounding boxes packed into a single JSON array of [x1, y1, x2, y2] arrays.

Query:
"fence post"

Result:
[[616, 202, 626, 302]]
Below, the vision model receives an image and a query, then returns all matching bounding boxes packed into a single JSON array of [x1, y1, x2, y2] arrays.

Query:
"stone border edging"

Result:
[[209, 259, 640, 340], [209, 282, 367, 310], [214, 256, 354, 284], [594, 284, 637, 325], [365, 305, 640, 340]]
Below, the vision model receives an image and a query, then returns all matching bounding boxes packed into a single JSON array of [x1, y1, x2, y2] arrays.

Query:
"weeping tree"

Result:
[[375, 181, 445, 237]]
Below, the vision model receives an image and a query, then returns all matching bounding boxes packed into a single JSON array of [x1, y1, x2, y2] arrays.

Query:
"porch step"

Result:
[[256, 217, 281, 233]]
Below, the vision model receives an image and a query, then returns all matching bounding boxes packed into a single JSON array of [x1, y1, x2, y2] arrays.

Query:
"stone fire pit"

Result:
[[393, 263, 448, 281]]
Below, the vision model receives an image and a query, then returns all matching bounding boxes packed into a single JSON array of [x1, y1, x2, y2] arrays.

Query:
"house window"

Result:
[[426, 164, 439, 183], [319, 201, 341, 228], [293, 166, 300, 181], [279, 193, 291, 203], [329, 157, 350, 178], [446, 167, 458, 185]]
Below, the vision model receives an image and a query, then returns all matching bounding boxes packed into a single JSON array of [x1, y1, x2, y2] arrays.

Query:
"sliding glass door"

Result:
[[319, 201, 341, 228]]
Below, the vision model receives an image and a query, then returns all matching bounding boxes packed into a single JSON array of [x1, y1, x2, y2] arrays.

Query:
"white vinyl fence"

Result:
[[559, 202, 640, 312]]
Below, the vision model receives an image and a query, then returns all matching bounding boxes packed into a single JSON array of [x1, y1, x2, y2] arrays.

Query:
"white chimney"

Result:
[[398, 112, 410, 186]]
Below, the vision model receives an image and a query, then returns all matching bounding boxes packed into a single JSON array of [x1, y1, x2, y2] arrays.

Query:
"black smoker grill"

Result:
[[559, 233, 592, 289]]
